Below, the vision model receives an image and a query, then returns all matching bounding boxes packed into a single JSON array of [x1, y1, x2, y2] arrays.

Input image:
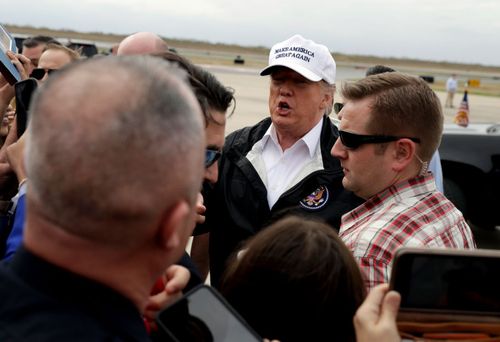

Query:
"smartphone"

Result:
[[15, 78, 38, 138], [390, 248, 500, 320], [0, 24, 21, 85], [156, 285, 262, 342]]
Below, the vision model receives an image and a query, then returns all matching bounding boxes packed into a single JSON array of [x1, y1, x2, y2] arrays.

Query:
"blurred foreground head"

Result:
[[117, 32, 169, 55], [220, 216, 366, 342], [26, 56, 205, 265]]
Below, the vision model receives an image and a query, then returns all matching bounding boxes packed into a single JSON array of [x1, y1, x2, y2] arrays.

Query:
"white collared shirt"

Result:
[[246, 118, 324, 209]]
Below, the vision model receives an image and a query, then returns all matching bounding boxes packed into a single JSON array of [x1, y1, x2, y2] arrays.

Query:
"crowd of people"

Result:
[[0, 30, 480, 341]]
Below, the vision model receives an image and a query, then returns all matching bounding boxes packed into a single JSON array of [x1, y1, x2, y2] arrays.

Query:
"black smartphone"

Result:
[[15, 78, 38, 138], [0, 24, 21, 85], [156, 285, 262, 342], [390, 248, 500, 319]]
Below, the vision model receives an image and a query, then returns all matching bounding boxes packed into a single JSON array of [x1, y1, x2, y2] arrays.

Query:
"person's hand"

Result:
[[353, 283, 401, 342], [5, 104, 15, 126], [143, 265, 191, 322], [0, 72, 15, 110], [6, 132, 27, 183], [195, 192, 206, 224], [0, 105, 14, 138], [6, 51, 32, 81]]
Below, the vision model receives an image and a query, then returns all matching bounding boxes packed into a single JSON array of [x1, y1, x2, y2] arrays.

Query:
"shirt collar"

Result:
[[352, 174, 436, 216], [263, 117, 324, 157], [341, 174, 437, 232]]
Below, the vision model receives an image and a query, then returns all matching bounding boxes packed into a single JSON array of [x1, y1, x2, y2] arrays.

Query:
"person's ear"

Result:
[[157, 200, 191, 252], [391, 139, 415, 172], [320, 88, 334, 113]]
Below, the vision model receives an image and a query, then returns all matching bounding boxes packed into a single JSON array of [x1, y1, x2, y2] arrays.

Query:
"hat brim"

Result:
[[260, 63, 322, 82]]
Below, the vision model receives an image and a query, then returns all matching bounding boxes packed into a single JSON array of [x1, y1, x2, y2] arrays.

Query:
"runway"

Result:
[[205, 64, 500, 135]]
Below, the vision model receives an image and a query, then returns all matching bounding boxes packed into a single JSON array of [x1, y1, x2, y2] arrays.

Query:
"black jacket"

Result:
[[205, 116, 363, 287]]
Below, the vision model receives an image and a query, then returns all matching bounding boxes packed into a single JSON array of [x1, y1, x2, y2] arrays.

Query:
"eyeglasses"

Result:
[[205, 149, 222, 168], [30, 68, 57, 80], [338, 130, 421, 150], [333, 102, 344, 114]]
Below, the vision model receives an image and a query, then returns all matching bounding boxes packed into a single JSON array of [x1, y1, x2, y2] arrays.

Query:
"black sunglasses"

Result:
[[333, 102, 344, 114], [205, 149, 222, 168], [338, 130, 421, 150], [30, 68, 57, 80]]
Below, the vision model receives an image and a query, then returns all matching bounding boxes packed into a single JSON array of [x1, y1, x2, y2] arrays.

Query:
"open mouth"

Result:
[[278, 101, 290, 110]]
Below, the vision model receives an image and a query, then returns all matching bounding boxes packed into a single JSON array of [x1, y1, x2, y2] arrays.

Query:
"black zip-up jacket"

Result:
[[205, 116, 363, 287]]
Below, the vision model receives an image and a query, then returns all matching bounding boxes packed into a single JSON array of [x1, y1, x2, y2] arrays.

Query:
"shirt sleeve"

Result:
[[3, 193, 26, 261]]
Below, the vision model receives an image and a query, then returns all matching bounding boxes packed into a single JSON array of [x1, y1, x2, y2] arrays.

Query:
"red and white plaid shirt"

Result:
[[339, 174, 476, 290]]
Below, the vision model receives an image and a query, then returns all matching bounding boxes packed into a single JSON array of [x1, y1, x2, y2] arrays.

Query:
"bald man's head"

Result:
[[117, 32, 169, 56], [27, 56, 204, 245]]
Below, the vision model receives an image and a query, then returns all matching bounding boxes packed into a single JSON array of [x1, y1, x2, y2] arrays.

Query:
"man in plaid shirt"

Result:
[[331, 72, 476, 290]]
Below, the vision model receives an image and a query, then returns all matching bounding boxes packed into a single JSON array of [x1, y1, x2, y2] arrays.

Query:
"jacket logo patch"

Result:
[[300, 185, 329, 210]]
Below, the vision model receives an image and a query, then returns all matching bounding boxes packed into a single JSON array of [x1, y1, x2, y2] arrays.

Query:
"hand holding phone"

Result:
[[0, 24, 21, 85], [15, 78, 38, 138]]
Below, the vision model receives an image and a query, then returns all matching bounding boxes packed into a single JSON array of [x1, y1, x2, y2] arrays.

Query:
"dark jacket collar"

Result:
[[8, 246, 150, 341]]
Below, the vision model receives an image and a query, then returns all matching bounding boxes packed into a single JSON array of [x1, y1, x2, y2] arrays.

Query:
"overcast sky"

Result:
[[3, 0, 500, 66]]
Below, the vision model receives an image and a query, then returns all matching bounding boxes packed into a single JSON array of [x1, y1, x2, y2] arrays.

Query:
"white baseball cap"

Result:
[[260, 34, 336, 84]]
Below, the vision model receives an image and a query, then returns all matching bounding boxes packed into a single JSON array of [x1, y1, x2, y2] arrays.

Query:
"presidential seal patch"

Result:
[[299, 185, 329, 210]]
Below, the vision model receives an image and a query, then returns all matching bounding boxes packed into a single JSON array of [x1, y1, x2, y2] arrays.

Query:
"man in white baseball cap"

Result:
[[203, 34, 363, 288], [260, 34, 336, 84]]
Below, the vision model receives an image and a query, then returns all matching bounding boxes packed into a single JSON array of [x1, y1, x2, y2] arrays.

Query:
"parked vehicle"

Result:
[[440, 123, 500, 229], [67, 41, 98, 58]]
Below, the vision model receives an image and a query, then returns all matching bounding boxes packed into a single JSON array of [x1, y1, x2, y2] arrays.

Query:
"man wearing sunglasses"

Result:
[[2, 44, 81, 261], [331, 72, 475, 290], [204, 35, 363, 288], [149, 52, 235, 294], [364, 64, 444, 193], [30, 44, 80, 82]]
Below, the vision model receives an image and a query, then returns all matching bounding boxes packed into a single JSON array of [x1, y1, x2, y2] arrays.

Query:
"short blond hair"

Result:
[[43, 43, 81, 61]]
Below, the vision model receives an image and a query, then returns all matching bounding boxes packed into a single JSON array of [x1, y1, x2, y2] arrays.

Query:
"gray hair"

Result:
[[27, 56, 205, 245], [321, 80, 336, 115]]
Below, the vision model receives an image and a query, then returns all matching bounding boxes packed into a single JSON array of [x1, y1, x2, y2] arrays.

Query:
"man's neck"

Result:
[[274, 117, 323, 151], [362, 166, 421, 201], [23, 210, 156, 313]]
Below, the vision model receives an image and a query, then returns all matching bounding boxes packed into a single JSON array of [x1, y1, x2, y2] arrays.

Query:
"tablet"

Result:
[[156, 285, 262, 342], [0, 24, 21, 85]]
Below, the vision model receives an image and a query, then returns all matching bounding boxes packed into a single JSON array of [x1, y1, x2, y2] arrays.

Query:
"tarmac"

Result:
[[205, 65, 500, 135]]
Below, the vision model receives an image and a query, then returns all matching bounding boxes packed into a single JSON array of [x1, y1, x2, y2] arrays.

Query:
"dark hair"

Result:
[[22, 35, 61, 48], [365, 65, 395, 77], [220, 216, 366, 342], [152, 51, 235, 124]]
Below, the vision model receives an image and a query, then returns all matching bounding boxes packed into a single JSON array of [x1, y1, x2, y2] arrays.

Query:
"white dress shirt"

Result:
[[246, 118, 324, 209]]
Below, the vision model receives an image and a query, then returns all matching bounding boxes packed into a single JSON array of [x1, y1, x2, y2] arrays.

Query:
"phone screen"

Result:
[[392, 251, 500, 315], [0, 24, 21, 85], [15, 78, 38, 137], [156, 285, 261, 342]]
